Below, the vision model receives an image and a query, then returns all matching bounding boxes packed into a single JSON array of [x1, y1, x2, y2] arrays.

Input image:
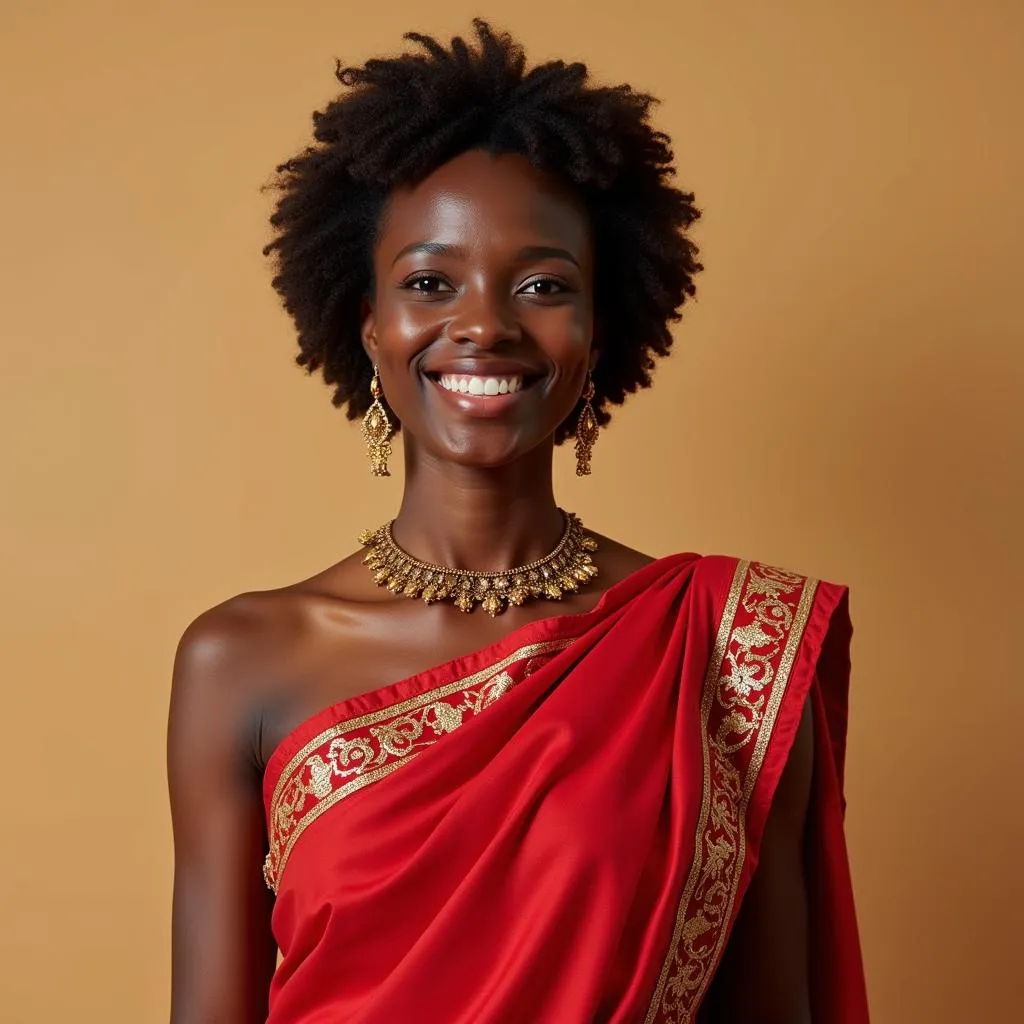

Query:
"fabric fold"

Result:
[[262, 554, 868, 1024]]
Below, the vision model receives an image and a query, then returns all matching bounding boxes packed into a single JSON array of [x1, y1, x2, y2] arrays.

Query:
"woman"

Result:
[[168, 21, 868, 1024]]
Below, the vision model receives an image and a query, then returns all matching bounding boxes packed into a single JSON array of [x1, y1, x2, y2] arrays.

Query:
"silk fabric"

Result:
[[262, 554, 868, 1022]]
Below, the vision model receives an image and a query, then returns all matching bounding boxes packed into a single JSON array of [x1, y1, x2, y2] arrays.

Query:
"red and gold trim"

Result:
[[644, 560, 819, 1023], [263, 639, 572, 893]]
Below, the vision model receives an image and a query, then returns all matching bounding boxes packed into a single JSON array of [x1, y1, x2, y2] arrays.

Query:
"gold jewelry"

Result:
[[574, 372, 598, 476], [361, 365, 393, 477], [358, 511, 599, 616]]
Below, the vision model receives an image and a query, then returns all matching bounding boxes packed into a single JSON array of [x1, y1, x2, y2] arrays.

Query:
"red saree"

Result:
[[262, 554, 869, 1023]]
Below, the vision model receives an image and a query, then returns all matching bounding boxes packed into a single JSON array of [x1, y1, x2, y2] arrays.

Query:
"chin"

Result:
[[421, 426, 551, 472]]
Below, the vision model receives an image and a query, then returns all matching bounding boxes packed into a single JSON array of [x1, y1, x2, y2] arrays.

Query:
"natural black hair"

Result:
[[264, 19, 702, 441]]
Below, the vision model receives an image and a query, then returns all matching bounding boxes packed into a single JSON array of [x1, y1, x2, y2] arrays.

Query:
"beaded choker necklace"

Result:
[[358, 511, 599, 617]]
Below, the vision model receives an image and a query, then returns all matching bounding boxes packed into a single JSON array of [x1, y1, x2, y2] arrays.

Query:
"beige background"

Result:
[[2, 0, 1021, 1020]]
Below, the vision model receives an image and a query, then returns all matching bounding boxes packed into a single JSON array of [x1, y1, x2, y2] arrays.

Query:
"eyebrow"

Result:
[[391, 241, 581, 269], [392, 241, 463, 265], [518, 245, 581, 268]]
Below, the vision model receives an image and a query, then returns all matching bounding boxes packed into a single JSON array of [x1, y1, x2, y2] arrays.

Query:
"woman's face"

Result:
[[362, 149, 595, 470]]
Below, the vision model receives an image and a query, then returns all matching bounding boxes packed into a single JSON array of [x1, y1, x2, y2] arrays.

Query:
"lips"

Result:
[[422, 358, 544, 402], [421, 361, 543, 419]]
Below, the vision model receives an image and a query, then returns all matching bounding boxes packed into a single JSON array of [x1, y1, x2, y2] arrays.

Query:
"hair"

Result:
[[264, 19, 702, 441]]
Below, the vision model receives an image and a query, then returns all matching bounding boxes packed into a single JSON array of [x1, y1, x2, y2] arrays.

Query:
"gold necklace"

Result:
[[358, 511, 599, 617]]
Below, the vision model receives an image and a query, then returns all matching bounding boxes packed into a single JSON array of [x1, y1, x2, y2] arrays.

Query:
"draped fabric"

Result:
[[262, 554, 869, 1023]]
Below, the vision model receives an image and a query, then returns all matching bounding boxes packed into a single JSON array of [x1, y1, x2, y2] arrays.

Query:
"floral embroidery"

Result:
[[645, 561, 818, 1024], [263, 641, 571, 893]]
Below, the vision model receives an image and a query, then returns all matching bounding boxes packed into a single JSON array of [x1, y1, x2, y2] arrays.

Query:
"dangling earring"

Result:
[[361, 365, 393, 477], [574, 372, 599, 476]]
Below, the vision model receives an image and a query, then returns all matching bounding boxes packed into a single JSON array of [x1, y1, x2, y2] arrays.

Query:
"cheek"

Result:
[[379, 299, 425, 344], [533, 306, 593, 364], [520, 291, 588, 333], [374, 298, 440, 369]]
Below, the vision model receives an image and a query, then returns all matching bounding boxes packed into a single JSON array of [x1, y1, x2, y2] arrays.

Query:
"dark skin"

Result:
[[167, 150, 814, 1024]]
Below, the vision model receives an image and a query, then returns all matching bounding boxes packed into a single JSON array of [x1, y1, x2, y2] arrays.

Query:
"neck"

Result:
[[392, 442, 565, 572]]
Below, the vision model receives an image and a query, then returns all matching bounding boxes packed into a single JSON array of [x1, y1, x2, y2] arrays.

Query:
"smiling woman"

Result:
[[167, 20, 869, 1024], [367, 150, 596, 467]]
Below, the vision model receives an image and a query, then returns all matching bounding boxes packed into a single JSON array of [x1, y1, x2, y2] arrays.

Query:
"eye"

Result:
[[518, 277, 569, 297], [402, 274, 454, 294]]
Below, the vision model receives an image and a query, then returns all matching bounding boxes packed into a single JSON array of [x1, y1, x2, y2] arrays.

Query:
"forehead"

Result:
[[376, 150, 592, 258]]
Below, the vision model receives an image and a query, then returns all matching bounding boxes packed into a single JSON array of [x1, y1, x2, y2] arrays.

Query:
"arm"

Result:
[[702, 696, 815, 1024], [168, 606, 277, 1024]]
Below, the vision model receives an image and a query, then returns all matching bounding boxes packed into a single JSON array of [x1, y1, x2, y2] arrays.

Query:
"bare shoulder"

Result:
[[170, 552, 371, 710], [173, 590, 298, 697], [168, 593, 293, 772]]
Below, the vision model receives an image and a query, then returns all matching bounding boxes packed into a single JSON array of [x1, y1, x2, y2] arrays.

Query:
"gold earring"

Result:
[[574, 372, 598, 476], [361, 365, 393, 477]]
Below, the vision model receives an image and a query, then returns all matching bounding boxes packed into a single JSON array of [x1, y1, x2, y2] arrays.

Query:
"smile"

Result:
[[436, 374, 525, 396]]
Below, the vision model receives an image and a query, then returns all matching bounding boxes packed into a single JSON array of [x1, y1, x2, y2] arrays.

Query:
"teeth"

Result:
[[437, 374, 524, 396]]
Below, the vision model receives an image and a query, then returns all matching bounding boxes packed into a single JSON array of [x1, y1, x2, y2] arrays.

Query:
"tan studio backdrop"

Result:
[[2, 0, 1021, 1020]]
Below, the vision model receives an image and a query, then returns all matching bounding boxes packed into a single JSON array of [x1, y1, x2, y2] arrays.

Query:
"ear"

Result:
[[360, 296, 378, 365]]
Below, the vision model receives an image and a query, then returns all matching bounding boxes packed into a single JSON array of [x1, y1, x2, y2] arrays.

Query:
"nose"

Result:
[[447, 285, 521, 349]]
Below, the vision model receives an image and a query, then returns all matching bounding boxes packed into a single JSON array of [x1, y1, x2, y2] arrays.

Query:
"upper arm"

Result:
[[702, 693, 815, 1024], [167, 605, 277, 1024]]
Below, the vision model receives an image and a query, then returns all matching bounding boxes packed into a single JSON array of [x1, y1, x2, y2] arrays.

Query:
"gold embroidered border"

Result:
[[643, 560, 818, 1024], [263, 638, 573, 893]]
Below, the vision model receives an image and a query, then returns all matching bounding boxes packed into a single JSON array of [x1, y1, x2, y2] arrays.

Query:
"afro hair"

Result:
[[264, 19, 702, 441]]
